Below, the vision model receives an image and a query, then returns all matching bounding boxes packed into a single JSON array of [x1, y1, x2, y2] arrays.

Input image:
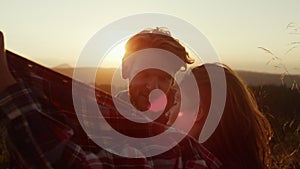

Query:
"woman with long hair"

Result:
[[187, 63, 273, 169]]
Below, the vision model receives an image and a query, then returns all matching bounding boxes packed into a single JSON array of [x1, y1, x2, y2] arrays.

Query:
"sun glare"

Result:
[[99, 39, 128, 68], [99, 39, 202, 69]]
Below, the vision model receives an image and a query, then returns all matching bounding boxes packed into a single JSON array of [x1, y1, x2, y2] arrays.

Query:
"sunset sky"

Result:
[[1, 0, 300, 74]]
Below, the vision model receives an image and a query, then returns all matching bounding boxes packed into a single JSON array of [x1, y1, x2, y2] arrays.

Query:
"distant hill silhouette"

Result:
[[236, 70, 300, 87], [53, 66, 119, 84], [52, 66, 127, 93], [53, 66, 300, 90]]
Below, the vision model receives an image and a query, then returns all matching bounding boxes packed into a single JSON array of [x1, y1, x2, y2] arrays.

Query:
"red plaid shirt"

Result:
[[2, 51, 223, 168], [0, 82, 223, 169]]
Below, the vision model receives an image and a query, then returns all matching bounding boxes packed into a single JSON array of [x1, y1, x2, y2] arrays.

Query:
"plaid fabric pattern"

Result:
[[0, 51, 223, 168], [0, 83, 222, 169]]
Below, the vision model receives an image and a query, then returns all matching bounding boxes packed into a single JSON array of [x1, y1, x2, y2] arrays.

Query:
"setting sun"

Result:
[[100, 38, 127, 68]]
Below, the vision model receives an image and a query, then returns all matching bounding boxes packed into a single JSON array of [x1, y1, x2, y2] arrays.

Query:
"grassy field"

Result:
[[251, 85, 300, 168]]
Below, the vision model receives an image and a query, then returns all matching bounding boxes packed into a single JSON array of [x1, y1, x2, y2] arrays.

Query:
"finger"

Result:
[[0, 31, 4, 55]]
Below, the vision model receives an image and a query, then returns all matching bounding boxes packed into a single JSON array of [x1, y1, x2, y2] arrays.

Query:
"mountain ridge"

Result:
[[52, 66, 300, 88]]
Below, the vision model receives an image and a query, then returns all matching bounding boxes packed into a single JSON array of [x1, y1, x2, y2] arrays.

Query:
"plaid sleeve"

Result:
[[0, 82, 73, 168], [0, 83, 152, 169], [0, 82, 223, 169]]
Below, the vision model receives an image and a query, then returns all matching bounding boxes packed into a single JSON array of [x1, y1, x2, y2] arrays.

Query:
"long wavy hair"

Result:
[[190, 63, 273, 169]]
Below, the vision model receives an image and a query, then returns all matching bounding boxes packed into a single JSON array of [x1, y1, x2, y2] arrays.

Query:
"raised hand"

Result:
[[0, 31, 16, 92]]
